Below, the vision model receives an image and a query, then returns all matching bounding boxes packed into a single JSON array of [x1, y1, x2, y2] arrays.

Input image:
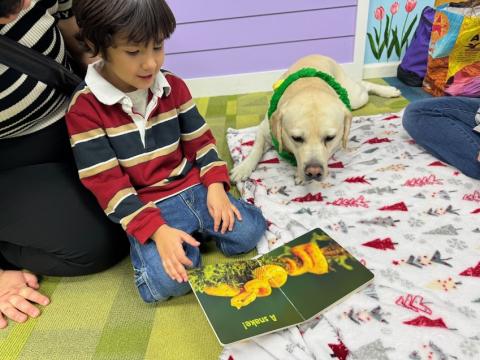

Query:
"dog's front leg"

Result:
[[230, 117, 271, 183], [294, 167, 305, 185]]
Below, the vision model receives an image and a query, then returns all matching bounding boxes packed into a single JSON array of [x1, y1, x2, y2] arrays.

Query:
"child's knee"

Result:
[[244, 205, 267, 237], [250, 213, 267, 245], [137, 276, 191, 303], [242, 225, 265, 253], [134, 261, 197, 303], [227, 205, 266, 254]]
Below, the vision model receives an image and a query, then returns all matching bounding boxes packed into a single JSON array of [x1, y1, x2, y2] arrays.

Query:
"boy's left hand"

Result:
[[207, 183, 242, 233]]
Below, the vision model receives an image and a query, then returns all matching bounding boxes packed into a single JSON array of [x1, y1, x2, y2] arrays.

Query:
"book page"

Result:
[[188, 259, 304, 345], [271, 229, 374, 320]]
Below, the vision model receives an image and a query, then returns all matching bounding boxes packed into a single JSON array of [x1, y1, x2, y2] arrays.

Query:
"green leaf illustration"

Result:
[[384, 15, 391, 49], [394, 28, 401, 58], [378, 42, 386, 58], [401, 14, 418, 49], [367, 32, 380, 60], [388, 27, 401, 58], [374, 27, 380, 46]]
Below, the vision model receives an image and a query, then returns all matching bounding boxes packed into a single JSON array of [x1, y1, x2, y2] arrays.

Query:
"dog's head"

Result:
[[270, 88, 351, 184]]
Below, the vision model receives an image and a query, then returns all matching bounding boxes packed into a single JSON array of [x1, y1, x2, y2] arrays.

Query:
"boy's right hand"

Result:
[[151, 225, 200, 283]]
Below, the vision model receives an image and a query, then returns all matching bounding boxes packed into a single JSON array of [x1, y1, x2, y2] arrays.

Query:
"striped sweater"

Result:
[[0, 0, 72, 138], [66, 67, 230, 244]]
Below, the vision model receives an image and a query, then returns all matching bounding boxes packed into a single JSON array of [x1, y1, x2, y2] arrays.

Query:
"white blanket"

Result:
[[221, 112, 480, 360]]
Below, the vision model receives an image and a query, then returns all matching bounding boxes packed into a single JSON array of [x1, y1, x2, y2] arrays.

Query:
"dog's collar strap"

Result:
[[268, 67, 352, 166]]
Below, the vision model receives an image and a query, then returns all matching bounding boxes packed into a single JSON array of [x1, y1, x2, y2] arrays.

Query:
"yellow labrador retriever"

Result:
[[230, 54, 401, 185]]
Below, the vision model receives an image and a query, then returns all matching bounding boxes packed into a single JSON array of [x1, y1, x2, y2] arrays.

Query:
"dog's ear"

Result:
[[342, 108, 352, 149], [270, 109, 284, 152]]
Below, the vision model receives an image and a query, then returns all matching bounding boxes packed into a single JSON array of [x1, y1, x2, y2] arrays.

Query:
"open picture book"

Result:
[[188, 228, 374, 345]]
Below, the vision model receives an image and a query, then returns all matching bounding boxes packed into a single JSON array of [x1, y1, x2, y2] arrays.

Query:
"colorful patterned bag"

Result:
[[422, 3, 480, 97]]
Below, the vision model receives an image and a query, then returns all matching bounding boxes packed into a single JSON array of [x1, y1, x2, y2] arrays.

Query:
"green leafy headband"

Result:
[[268, 67, 352, 166]]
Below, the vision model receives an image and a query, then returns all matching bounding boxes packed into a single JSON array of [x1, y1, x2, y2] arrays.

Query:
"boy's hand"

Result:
[[151, 225, 200, 283], [0, 270, 50, 329], [207, 183, 242, 234]]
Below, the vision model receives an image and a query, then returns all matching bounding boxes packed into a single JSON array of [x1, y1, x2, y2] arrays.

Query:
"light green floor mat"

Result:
[[0, 79, 409, 360]]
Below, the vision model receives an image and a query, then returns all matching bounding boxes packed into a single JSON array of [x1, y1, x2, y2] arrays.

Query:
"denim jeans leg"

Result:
[[128, 193, 202, 303], [403, 97, 480, 179], [187, 185, 267, 256], [128, 236, 200, 303]]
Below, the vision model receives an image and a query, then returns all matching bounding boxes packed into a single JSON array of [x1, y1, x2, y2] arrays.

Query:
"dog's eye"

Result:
[[324, 135, 335, 143], [291, 136, 304, 143]]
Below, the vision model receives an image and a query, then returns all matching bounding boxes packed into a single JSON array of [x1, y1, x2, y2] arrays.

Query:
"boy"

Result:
[[68, 0, 266, 302]]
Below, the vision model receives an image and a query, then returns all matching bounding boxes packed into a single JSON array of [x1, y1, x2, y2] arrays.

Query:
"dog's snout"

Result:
[[304, 163, 324, 180]]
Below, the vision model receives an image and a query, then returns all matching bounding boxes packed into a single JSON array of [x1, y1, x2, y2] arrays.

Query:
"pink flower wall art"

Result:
[[367, 0, 419, 61]]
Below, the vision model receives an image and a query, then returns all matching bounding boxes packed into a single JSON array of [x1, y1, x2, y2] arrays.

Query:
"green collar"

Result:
[[268, 67, 352, 166]]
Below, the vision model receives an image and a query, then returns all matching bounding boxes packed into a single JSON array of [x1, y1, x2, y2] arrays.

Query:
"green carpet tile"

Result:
[[0, 79, 410, 360]]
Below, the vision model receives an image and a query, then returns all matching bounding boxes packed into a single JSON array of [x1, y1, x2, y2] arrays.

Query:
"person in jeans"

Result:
[[68, 0, 266, 302], [0, 0, 128, 329], [403, 97, 480, 179]]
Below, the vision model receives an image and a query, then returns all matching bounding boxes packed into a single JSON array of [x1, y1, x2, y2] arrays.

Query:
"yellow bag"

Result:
[[423, 3, 480, 97]]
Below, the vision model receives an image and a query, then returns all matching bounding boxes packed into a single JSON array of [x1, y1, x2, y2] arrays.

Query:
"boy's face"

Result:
[[101, 37, 165, 93]]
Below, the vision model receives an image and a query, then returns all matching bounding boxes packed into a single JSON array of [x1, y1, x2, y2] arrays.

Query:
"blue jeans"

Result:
[[403, 97, 480, 179], [128, 184, 267, 302]]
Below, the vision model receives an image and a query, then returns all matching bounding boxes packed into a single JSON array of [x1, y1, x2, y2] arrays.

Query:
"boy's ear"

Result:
[[84, 39, 100, 57], [342, 108, 352, 149]]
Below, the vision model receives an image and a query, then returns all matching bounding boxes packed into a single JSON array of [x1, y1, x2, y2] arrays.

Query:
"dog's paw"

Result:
[[230, 161, 256, 183], [294, 174, 305, 186], [382, 86, 402, 98]]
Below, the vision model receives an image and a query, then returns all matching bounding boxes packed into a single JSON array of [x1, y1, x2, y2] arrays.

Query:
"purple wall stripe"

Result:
[[165, 0, 358, 79], [164, 37, 355, 78], [168, 0, 357, 23], [166, 8, 356, 54]]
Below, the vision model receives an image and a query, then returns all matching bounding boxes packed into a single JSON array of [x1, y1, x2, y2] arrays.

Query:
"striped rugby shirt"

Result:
[[66, 65, 230, 244], [0, 0, 72, 138]]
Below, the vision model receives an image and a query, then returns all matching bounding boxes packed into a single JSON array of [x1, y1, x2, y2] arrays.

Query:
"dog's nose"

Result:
[[304, 163, 323, 180]]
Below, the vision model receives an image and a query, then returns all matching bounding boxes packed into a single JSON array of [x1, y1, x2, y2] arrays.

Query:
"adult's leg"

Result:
[[0, 121, 129, 276], [402, 97, 480, 179], [0, 163, 128, 276]]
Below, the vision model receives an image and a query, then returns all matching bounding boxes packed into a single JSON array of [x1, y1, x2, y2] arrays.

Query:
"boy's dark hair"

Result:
[[74, 0, 176, 58], [0, 0, 23, 18]]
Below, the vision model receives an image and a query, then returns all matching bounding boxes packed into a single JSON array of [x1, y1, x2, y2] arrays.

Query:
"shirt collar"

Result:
[[85, 60, 171, 106]]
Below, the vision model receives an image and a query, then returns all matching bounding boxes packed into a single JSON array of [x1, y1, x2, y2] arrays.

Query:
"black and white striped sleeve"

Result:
[[55, 0, 73, 19]]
